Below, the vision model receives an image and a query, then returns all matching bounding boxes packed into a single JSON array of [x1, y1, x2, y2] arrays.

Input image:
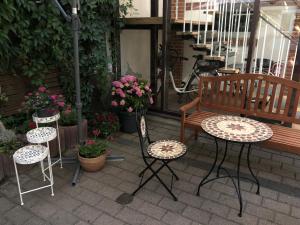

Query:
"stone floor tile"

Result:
[[245, 203, 275, 221], [138, 201, 167, 220], [49, 209, 79, 225], [96, 197, 123, 216], [275, 212, 300, 225], [51, 192, 82, 212], [93, 214, 124, 225], [0, 196, 15, 213], [158, 197, 187, 213], [30, 201, 57, 219], [76, 189, 103, 206], [182, 206, 210, 224], [136, 189, 164, 205], [24, 217, 50, 225], [201, 199, 230, 217], [142, 217, 167, 225], [74, 204, 103, 223], [74, 221, 91, 225], [262, 198, 290, 214], [208, 215, 239, 225], [116, 207, 147, 225], [162, 211, 192, 225], [291, 206, 300, 219], [228, 208, 259, 225], [3, 206, 33, 225]]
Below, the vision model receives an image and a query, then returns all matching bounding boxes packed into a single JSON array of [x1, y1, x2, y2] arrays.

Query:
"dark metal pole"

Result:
[[162, 0, 171, 111], [151, 0, 159, 103], [245, 0, 260, 73]]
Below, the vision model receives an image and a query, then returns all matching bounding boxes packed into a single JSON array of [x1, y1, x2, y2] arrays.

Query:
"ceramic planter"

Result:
[[78, 152, 106, 172], [119, 111, 137, 133]]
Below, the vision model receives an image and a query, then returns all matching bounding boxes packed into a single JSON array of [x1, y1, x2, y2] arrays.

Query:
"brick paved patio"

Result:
[[1, 115, 300, 225]]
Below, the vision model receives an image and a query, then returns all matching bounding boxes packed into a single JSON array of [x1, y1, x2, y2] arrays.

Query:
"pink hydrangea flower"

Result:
[[50, 95, 58, 100], [136, 91, 142, 97], [149, 97, 154, 104], [28, 92, 32, 96], [116, 88, 126, 98], [127, 89, 133, 94], [127, 107, 133, 112], [86, 139, 96, 145], [38, 86, 46, 93], [120, 76, 127, 83], [111, 101, 118, 106], [92, 129, 101, 137], [123, 75, 137, 83], [124, 83, 129, 87], [144, 85, 150, 91], [120, 100, 125, 106], [57, 101, 65, 107], [112, 81, 124, 88], [111, 91, 115, 96]]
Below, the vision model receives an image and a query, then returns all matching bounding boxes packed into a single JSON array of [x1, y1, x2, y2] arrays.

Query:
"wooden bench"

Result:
[[180, 74, 300, 155]]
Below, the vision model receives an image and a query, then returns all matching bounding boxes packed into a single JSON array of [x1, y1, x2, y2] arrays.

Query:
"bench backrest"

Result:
[[198, 74, 300, 124]]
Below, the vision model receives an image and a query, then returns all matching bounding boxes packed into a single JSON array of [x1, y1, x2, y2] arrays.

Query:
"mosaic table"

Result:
[[198, 115, 273, 217]]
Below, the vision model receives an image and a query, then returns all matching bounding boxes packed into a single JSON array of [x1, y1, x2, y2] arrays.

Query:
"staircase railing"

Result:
[[173, 0, 298, 80]]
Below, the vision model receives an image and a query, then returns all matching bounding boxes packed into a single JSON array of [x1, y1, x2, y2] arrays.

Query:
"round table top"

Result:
[[201, 115, 273, 143], [14, 145, 49, 165], [32, 112, 60, 124], [26, 127, 57, 144], [148, 140, 187, 160]]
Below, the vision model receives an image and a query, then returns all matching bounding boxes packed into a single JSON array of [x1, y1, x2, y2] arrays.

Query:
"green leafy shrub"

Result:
[[79, 140, 106, 158], [0, 122, 23, 155], [59, 105, 78, 126], [2, 113, 36, 134], [89, 112, 119, 138]]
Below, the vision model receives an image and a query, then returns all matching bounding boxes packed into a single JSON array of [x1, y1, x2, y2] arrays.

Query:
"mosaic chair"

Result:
[[131, 110, 187, 201]]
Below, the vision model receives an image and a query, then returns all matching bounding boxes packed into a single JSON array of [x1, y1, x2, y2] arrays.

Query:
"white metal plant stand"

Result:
[[32, 113, 63, 168], [13, 145, 54, 205]]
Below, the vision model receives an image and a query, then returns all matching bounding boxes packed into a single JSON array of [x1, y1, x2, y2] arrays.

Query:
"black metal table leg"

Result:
[[237, 144, 245, 217], [247, 144, 260, 194], [197, 138, 219, 196], [217, 141, 228, 177]]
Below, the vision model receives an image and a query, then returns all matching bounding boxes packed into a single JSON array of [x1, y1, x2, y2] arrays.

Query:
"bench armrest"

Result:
[[180, 97, 200, 113]]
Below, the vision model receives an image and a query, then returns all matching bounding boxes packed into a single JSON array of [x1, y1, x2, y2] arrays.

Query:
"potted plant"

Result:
[[111, 75, 153, 133], [23, 86, 65, 117], [78, 139, 107, 172], [89, 112, 119, 140], [0, 122, 24, 182], [59, 105, 88, 150]]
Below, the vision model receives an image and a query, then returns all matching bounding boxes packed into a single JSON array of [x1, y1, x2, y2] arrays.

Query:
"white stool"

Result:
[[13, 145, 54, 205], [32, 113, 63, 168], [26, 127, 57, 181]]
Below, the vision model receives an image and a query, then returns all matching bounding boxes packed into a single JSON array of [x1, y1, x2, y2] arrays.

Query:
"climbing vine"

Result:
[[0, 0, 132, 113]]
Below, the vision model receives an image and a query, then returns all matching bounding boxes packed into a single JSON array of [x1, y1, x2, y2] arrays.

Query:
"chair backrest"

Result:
[[198, 74, 300, 124], [136, 110, 151, 157]]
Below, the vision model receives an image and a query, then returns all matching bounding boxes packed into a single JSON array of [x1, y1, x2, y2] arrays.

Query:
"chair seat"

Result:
[[26, 127, 57, 144], [13, 145, 49, 165], [147, 140, 187, 160]]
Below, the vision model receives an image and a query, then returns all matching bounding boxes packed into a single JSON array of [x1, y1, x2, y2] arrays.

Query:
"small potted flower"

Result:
[[23, 86, 65, 117], [78, 137, 107, 172], [111, 75, 153, 133]]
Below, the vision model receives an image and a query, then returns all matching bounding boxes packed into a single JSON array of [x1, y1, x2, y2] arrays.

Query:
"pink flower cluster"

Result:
[[111, 75, 153, 112]]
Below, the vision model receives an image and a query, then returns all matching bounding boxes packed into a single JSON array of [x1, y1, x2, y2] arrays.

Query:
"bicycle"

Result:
[[156, 45, 221, 103]]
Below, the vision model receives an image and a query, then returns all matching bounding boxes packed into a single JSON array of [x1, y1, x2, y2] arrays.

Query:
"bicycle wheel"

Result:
[[186, 73, 200, 101]]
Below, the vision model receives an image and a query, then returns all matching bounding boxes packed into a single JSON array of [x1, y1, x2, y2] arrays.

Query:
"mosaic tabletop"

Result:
[[148, 140, 187, 160], [26, 127, 57, 144], [201, 115, 273, 143]]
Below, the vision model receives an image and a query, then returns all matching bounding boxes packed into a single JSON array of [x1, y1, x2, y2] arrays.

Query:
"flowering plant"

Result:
[[79, 127, 107, 158], [59, 105, 78, 126], [111, 75, 153, 113], [24, 86, 65, 116], [89, 112, 119, 139]]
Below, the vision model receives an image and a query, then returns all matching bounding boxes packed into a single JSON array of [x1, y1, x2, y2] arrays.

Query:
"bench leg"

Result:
[[180, 126, 185, 143]]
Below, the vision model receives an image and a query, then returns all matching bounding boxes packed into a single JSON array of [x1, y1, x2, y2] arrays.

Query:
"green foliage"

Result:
[[79, 140, 107, 158], [0, 121, 23, 155], [0, 0, 133, 113], [59, 105, 78, 126], [1, 113, 36, 134], [89, 112, 119, 138]]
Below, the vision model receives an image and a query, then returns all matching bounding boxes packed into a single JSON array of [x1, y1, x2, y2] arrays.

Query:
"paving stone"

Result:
[[0, 196, 14, 213], [275, 212, 300, 225], [136, 189, 163, 205], [211, 182, 236, 196], [49, 209, 79, 225], [197, 186, 221, 201], [218, 194, 240, 209], [116, 207, 146, 225], [3, 206, 32, 225], [96, 197, 123, 216], [201, 199, 230, 217], [272, 154, 294, 165], [74, 221, 91, 225], [74, 204, 103, 223], [118, 181, 137, 193], [262, 198, 290, 214], [79, 177, 102, 193], [255, 187, 278, 200], [278, 193, 300, 208], [178, 192, 204, 208], [97, 184, 123, 200], [76, 189, 103, 206], [208, 215, 239, 225], [175, 180, 197, 194], [158, 197, 187, 213], [245, 203, 275, 221], [51, 192, 82, 212], [30, 201, 57, 219], [93, 213, 124, 225], [228, 209, 259, 225], [242, 191, 262, 205], [257, 171, 282, 183], [162, 211, 192, 225], [182, 206, 210, 224], [0, 218, 13, 225], [138, 201, 167, 220], [24, 217, 50, 225], [291, 206, 300, 219], [258, 219, 279, 225], [142, 217, 167, 225]]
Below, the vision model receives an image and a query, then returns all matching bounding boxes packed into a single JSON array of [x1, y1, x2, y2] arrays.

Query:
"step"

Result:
[[172, 19, 212, 25], [192, 43, 212, 50], [217, 67, 240, 74], [204, 55, 225, 62], [176, 31, 199, 36]]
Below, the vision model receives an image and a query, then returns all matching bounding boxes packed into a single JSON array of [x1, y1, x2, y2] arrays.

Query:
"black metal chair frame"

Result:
[[131, 110, 180, 201]]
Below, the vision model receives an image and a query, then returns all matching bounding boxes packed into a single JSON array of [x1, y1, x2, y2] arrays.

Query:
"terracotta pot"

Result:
[[60, 119, 88, 151], [78, 152, 106, 172]]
